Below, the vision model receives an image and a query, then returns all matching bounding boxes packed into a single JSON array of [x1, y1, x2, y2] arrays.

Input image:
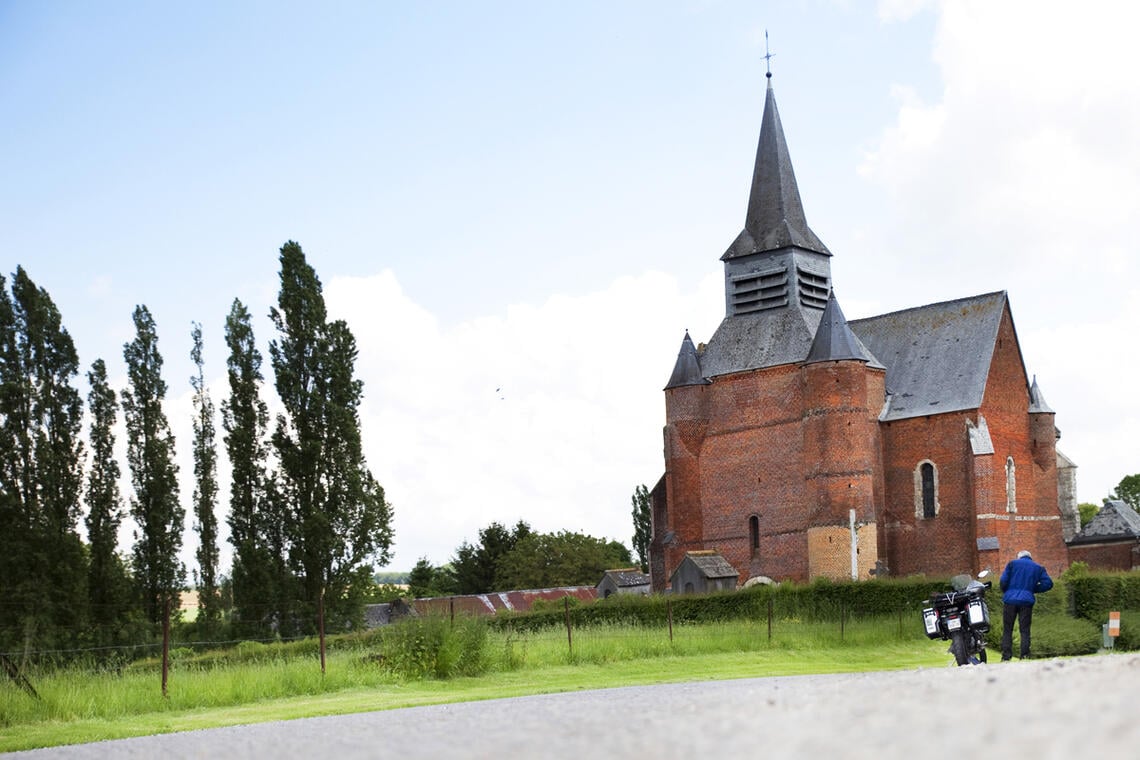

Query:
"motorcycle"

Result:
[[921, 570, 992, 666]]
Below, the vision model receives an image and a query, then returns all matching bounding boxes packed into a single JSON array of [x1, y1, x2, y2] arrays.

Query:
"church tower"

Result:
[[656, 71, 886, 589], [801, 293, 885, 580], [654, 66, 1073, 589], [699, 75, 833, 379]]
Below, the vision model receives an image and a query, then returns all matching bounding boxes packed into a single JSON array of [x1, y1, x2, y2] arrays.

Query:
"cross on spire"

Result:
[[763, 29, 774, 79]]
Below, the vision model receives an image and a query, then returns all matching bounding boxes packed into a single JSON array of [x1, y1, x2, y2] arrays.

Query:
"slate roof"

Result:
[[1028, 376, 1054, 414], [363, 603, 391, 627], [1069, 500, 1140, 545], [598, 568, 652, 588], [723, 81, 830, 260], [682, 551, 738, 579], [665, 331, 710, 389], [849, 291, 1009, 422], [805, 292, 883, 367], [700, 306, 823, 377]]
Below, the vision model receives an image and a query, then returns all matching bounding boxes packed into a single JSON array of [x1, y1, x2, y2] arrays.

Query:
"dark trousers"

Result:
[[1001, 602, 1034, 660]]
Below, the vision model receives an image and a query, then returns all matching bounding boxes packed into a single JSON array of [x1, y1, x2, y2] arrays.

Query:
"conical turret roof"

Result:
[[723, 80, 830, 261], [805, 292, 881, 366], [1028, 375, 1054, 414], [665, 331, 710, 389]]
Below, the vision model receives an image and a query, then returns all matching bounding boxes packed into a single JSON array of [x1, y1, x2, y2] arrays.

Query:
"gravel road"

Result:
[[11, 653, 1140, 759]]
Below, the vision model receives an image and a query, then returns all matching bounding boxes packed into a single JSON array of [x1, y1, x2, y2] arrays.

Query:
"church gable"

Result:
[[977, 302, 1034, 425]]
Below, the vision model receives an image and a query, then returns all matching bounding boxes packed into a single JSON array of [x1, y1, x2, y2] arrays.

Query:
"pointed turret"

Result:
[[665, 331, 710, 389], [723, 80, 830, 261], [1028, 375, 1054, 414], [805, 292, 880, 365], [1028, 374, 1058, 469]]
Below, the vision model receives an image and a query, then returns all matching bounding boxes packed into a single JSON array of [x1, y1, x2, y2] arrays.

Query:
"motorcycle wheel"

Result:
[[949, 630, 970, 666]]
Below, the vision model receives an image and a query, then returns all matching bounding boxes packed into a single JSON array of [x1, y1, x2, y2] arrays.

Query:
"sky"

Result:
[[2, 1, 1138, 574]]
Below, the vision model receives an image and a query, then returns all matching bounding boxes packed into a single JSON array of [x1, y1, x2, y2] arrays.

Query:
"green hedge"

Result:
[[462, 570, 1140, 656], [491, 577, 955, 634], [984, 611, 1101, 658], [1067, 570, 1140, 621]]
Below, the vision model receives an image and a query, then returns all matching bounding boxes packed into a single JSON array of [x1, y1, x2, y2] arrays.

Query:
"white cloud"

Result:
[[857, 0, 1140, 503], [324, 267, 723, 568]]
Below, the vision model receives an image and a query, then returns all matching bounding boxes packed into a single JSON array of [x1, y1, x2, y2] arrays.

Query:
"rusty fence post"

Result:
[[318, 586, 327, 676], [767, 595, 773, 642], [563, 597, 573, 654], [161, 595, 171, 699], [1, 653, 40, 701]]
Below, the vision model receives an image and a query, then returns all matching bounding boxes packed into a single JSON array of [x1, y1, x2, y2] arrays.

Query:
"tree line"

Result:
[[1076, 474, 1140, 527], [0, 242, 392, 659], [401, 521, 632, 599], [400, 485, 651, 599]]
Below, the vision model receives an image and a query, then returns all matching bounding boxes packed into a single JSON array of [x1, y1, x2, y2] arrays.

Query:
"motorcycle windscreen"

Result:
[[950, 574, 972, 591]]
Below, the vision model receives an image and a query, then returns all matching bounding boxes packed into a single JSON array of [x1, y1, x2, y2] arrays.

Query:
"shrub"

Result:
[[378, 615, 489, 679], [530, 595, 582, 614], [984, 609, 1100, 658], [1069, 570, 1140, 621]]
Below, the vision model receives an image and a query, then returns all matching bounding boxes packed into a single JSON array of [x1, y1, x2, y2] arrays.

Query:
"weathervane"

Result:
[[763, 29, 774, 79]]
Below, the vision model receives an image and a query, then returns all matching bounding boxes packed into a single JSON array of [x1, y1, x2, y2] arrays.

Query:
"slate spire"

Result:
[[665, 331, 710, 389], [723, 78, 830, 261], [1028, 375, 1054, 414], [805, 292, 880, 365]]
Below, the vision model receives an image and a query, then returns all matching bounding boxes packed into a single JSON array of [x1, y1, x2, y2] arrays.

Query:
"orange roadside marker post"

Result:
[[1102, 611, 1121, 649]]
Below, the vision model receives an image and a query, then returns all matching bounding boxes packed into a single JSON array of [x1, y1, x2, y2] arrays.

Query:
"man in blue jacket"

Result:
[[999, 550, 1053, 661]]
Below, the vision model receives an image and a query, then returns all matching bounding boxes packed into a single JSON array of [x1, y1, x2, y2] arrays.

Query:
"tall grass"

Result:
[[0, 613, 916, 728], [0, 607, 1104, 750]]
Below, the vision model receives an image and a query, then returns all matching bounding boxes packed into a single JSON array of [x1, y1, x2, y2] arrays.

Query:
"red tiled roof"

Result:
[[412, 586, 597, 616]]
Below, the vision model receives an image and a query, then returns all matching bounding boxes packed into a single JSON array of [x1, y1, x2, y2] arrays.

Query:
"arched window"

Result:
[[749, 515, 760, 550], [1006, 457, 1017, 513], [914, 460, 939, 519]]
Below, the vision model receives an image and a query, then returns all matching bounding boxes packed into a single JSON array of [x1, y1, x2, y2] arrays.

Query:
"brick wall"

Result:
[[978, 308, 1068, 576], [880, 412, 976, 577], [658, 306, 1070, 585], [1069, 541, 1140, 572]]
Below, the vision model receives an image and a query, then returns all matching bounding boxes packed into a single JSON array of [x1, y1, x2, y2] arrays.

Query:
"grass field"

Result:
[[0, 615, 1009, 752]]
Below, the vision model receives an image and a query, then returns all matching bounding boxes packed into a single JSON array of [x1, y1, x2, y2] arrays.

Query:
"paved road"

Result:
[[12, 653, 1140, 759]]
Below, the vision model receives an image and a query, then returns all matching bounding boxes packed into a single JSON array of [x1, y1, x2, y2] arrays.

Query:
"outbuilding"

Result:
[[596, 568, 652, 599], [1068, 499, 1140, 571], [670, 551, 738, 594]]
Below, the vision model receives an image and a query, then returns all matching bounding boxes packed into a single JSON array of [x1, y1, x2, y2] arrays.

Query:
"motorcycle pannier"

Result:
[[922, 607, 939, 638], [967, 599, 989, 628]]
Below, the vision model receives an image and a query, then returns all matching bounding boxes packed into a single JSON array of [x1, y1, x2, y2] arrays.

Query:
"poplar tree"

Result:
[[269, 241, 393, 630], [631, 483, 651, 573], [190, 322, 221, 633], [122, 305, 184, 626], [0, 268, 87, 651], [222, 299, 279, 635], [0, 274, 26, 651], [85, 358, 133, 644]]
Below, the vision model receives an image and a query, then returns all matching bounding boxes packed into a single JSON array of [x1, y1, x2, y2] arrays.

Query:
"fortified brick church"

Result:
[[650, 73, 1078, 592]]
